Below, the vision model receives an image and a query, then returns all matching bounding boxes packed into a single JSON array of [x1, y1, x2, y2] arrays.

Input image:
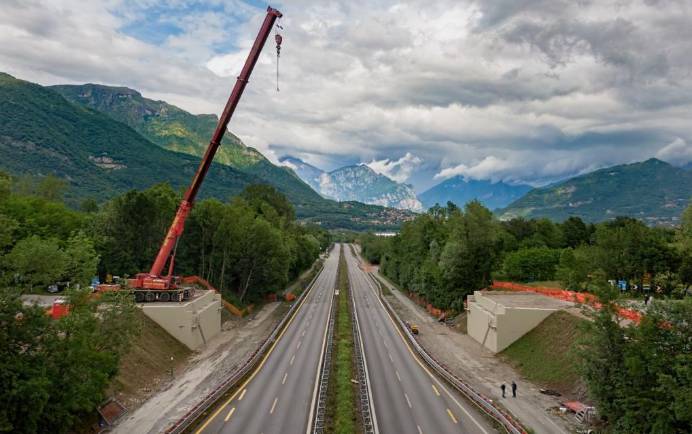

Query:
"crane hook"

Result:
[[275, 31, 282, 92]]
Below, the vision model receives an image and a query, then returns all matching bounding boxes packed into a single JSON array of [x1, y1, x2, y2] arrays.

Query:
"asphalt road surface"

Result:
[[195, 244, 340, 434], [345, 244, 498, 434]]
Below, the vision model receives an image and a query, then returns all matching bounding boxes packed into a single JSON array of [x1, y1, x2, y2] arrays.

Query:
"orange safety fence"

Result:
[[492, 281, 642, 324]]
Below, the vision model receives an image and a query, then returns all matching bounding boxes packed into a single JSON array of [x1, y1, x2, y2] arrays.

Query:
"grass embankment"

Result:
[[325, 246, 359, 434], [109, 311, 192, 408], [500, 310, 586, 397]]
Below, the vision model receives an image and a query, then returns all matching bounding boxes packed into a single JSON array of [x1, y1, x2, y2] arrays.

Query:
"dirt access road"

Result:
[[366, 267, 577, 434], [114, 301, 286, 434]]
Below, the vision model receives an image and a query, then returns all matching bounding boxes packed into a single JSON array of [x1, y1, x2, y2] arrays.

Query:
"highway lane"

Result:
[[346, 244, 498, 434], [195, 244, 340, 434]]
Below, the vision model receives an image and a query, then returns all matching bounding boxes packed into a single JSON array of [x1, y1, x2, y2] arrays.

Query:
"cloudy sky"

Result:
[[2, 0, 692, 192]]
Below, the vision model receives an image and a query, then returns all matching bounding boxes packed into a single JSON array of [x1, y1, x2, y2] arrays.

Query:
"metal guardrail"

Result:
[[311, 290, 336, 434], [366, 272, 528, 434], [351, 286, 376, 434], [164, 260, 327, 434]]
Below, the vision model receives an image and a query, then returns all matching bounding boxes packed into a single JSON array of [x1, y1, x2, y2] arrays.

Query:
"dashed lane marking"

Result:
[[404, 393, 412, 408], [290, 355, 295, 365], [297, 340, 302, 350], [223, 407, 235, 422], [395, 370, 401, 382], [238, 389, 247, 401], [417, 425, 423, 434], [270, 398, 278, 414], [282, 372, 288, 385], [432, 384, 440, 396], [447, 409, 458, 424]]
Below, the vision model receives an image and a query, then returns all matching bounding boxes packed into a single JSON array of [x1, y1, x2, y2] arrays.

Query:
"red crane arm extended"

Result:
[[147, 6, 282, 280]]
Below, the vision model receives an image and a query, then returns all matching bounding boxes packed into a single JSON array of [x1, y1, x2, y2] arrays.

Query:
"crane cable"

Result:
[[275, 23, 283, 92]]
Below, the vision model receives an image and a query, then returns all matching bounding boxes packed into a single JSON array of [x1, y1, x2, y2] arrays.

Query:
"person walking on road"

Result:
[[512, 381, 517, 398], [501, 383, 506, 398]]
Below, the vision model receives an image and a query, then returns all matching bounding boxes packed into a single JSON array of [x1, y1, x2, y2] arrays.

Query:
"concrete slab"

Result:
[[141, 289, 222, 351], [467, 291, 573, 353]]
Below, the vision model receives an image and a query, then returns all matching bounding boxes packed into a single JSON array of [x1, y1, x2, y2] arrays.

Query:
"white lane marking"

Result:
[[395, 370, 401, 382], [270, 397, 278, 414], [447, 408, 458, 424], [282, 372, 288, 385], [417, 425, 423, 434], [388, 352, 394, 362], [432, 384, 440, 396], [404, 393, 412, 408], [238, 388, 247, 401], [297, 340, 302, 349], [224, 407, 236, 422], [302, 330, 306, 337], [290, 354, 295, 365]]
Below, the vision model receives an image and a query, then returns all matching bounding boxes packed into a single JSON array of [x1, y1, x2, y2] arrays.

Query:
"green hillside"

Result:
[[0, 72, 258, 204], [499, 159, 692, 225], [50, 83, 321, 207], [0, 73, 412, 230]]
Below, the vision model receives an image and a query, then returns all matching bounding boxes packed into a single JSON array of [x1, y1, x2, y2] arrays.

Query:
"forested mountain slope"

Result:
[[499, 159, 692, 225], [1, 73, 413, 229]]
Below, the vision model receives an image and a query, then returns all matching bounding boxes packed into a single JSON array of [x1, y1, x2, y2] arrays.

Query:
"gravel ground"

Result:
[[113, 301, 287, 434], [376, 274, 578, 434]]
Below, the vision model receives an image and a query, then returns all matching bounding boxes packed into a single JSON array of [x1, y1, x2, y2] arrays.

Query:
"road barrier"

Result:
[[367, 272, 528, 434], [311, 289, 336, 433], [351, 279, 377, 434], [163, 259, 327, 434]]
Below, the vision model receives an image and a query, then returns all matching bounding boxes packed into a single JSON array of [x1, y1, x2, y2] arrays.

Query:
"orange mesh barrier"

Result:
[[492, 281, 641, 324]]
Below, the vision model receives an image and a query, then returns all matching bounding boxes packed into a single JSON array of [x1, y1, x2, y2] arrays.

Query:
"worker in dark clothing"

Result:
[[512, 381, 517, 397], [501, 383, 506, 398]]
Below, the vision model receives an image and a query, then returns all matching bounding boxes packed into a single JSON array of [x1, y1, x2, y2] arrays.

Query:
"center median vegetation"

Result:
[[324, 245, 360, 434]]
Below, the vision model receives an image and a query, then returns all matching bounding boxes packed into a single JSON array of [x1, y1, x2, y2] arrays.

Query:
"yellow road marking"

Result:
[[432, 384, 440, 396], [372, 275, 489, 434], [447, 408, 458, 424], [194, 267, 319, 434], [282, 372, 288, 385], [238, 389, 247, 401], [270, 397, 278, 414], [223, 407, 235, 422]]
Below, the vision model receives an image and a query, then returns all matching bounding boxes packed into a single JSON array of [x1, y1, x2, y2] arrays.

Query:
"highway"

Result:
[[195, 244, 340, 434], [345, 244, 498, 434]]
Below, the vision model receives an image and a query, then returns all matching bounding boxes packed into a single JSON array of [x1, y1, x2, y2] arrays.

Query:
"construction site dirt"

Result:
[[113, 301, 287, 434], [375, 272, 579, 434]]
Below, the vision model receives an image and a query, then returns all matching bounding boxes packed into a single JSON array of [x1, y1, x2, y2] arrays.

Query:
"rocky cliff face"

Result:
[[281, 157, 423, 212]]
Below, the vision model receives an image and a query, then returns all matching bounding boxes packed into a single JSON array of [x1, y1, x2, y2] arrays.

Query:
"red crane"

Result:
[[127, 6, 283, 302]]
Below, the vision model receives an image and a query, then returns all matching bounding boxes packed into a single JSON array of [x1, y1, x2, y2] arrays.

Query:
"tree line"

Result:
[[0, 172, 328, 433], [360, 200, 692, 310]]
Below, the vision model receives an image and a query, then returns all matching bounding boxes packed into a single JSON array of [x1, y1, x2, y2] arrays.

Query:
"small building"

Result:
[[467, 290, 573, 353]]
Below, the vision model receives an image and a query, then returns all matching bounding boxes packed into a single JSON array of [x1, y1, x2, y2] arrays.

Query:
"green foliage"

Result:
[[500, 158, 692, 225], [0, 289, 139, 433], [4, 236, 68, 290], [579, 297, 692, 433], [502, 247, 560, 281]]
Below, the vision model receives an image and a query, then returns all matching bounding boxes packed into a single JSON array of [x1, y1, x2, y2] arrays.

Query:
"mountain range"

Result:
[[499, 158, 692, 225], [280, 157, 423, 211], [418, 177, 531, 211], [0, 72, 414, 230]]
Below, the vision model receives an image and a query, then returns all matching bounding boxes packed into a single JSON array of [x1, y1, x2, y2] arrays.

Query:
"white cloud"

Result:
[[656, 138, 692, 166], [1, 0, 691, 188], [365, 152, 422, 183]]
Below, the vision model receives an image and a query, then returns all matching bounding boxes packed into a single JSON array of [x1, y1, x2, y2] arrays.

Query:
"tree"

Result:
[[561, 216, 590, 248], [502, 247, 560, 281], [4, 236, 68, 290], [36, 175, 68, 202], [63, 231, 99, 287]]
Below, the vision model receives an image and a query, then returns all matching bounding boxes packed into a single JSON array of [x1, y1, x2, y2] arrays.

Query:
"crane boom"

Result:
[[131, 6, 283, 292]]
